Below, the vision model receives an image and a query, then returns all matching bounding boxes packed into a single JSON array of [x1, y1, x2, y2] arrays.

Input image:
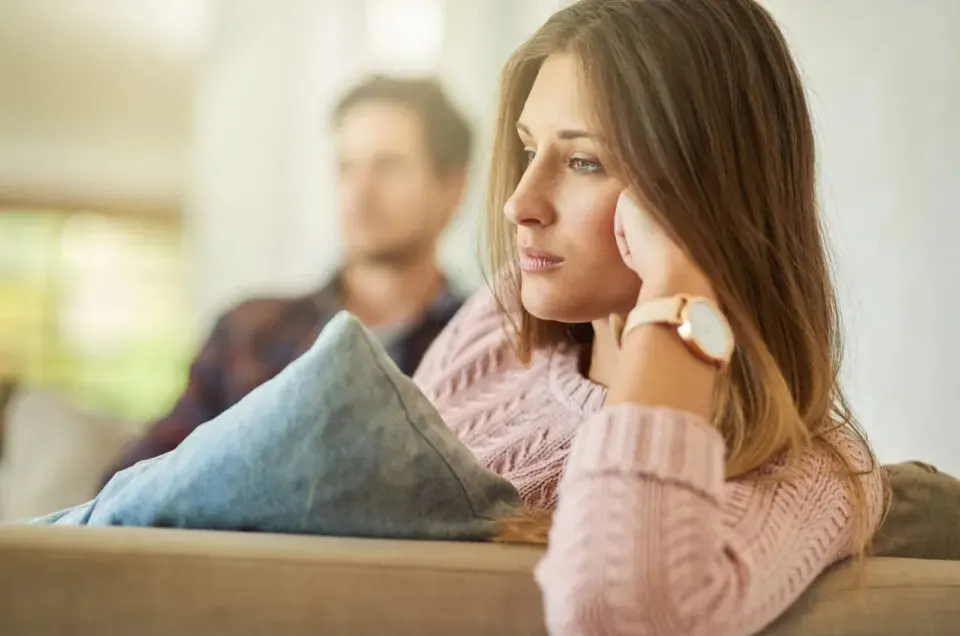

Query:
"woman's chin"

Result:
[[520, 288, 564, 322], [520, 280, 636, 324], [520, 289, 589, 324], [522, 304, 560, 322]]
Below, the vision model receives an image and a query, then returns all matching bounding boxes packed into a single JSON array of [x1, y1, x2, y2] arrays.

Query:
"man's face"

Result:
[[336, 101, 462, 266]]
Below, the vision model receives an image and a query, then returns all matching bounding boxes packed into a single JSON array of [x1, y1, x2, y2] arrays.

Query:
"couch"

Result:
[[1, 385, 959, 635], [0, 525, 959, 635]]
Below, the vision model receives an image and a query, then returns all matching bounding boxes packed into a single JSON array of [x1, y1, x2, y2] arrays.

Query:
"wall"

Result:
[[766, 0, 960, 472], [0, 0, 197, 207], [188, 0, 360, 322]]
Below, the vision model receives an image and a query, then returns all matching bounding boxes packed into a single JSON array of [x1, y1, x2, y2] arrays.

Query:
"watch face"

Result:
[[683, 300, 733, 360]]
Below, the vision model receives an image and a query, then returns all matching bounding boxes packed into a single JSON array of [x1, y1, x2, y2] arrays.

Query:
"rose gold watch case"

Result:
[[676, 297, 735, 367]]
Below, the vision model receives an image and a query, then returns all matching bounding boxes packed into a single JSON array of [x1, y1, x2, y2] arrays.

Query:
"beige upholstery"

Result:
[[0, 387, 132, 522], [764, 555, 960, 636], [0, 526, 546, 636], [0, 525, 958, 636]]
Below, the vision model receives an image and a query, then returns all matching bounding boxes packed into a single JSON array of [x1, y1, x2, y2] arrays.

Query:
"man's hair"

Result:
[[332, 75, 472, 176]]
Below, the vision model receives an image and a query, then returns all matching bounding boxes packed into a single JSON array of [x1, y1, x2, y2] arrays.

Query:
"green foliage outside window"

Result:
[[0, 210, 194, 425]]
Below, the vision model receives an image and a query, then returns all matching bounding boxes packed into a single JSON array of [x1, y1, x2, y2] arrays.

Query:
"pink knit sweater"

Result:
[[414, 290, 885, 636]]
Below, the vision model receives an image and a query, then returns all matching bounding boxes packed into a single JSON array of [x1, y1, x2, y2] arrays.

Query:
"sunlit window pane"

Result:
[[0, 209, 193, 423]]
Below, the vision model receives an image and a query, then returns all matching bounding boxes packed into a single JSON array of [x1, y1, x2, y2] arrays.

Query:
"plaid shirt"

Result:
[[104, 276, 464, 482]]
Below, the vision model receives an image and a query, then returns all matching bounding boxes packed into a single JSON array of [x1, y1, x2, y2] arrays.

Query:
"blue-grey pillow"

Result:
[[31, 312, 524, 541]]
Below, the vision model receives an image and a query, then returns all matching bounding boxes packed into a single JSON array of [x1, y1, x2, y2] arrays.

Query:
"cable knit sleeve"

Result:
[[535, 404, 884, 636]]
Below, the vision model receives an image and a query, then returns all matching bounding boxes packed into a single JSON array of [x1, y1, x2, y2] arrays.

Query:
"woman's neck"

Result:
[[586, 317, 621, 388]]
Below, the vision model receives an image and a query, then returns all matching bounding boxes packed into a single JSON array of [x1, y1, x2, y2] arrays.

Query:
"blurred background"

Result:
[[0, 0, 957, 473]]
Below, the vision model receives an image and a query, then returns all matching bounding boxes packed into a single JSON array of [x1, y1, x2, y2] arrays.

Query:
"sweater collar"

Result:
[[547, 342, 607, 417]]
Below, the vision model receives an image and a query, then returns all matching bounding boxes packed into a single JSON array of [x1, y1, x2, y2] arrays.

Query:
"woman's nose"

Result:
[[504, 171, 556, 227]]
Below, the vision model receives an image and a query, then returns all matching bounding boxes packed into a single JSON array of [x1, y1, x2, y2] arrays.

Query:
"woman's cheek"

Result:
[[580, 189, 622, 254], [555, 178, 622, 254]]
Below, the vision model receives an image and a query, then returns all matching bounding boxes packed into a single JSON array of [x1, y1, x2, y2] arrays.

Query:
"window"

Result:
[[0, 209, 194, 424]]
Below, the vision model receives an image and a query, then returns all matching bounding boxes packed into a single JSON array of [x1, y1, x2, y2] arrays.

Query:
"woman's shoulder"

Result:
[[743, 424, 886, 547], [821, 425, 886, 530], [412, 287, 515, 394]]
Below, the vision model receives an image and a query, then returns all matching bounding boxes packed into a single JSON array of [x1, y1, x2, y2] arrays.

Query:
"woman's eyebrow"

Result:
[[516, 121, 598, 141]]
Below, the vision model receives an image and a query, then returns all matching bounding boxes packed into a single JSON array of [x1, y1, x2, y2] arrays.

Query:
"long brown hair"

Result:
[[489, 0, 878, 547]]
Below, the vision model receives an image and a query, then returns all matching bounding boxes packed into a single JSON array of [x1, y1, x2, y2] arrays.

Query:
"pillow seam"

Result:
[[358, 333, 496, 523]]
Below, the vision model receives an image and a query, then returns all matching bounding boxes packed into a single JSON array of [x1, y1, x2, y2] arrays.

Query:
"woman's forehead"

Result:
[[518, 53, 596, 136]]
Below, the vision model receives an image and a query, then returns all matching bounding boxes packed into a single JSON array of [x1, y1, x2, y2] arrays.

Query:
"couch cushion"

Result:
[[762, 555, 960, 636], [871, 462, 960, 560], [0, 387, 132, 522], [34, 312, 524, 541]]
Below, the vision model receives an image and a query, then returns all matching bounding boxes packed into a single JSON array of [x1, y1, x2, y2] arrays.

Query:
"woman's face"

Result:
[[506, 53, 641, 324]]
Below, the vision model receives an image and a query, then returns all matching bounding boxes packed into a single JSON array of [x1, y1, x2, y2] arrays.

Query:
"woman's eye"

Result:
[[523, 149, 536, 168], [570, 156, 604, 175]]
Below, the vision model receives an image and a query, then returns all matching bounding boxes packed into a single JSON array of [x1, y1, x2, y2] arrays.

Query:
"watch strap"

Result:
[[617, 295, 687, 347], [625, 295, 685, 327]]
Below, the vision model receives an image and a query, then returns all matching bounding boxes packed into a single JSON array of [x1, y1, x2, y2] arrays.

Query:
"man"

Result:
[[104, 76, 472, 479]]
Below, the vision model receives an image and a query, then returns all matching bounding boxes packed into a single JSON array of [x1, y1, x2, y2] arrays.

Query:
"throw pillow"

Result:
[[31, 312, 525, 541], [871, 461, 960, 560]]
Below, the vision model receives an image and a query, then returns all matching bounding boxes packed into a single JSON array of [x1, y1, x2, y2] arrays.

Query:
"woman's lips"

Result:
[[519, 247, 564, 272]]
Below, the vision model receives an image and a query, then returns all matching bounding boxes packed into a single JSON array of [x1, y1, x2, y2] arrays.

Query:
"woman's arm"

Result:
[[536, 407, 879, 636], [604, 273, 721, 416], [538, 189, 882, 634], [536, 274, 881, 635]]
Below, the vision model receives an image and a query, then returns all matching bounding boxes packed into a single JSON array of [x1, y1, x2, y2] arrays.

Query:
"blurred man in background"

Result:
[[104, 76, 472, 480]]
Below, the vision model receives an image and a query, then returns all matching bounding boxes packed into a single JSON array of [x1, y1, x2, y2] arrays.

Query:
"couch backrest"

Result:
[[0, 387, 133, 522]]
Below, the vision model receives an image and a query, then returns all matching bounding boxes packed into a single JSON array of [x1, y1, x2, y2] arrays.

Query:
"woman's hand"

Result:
[[607, 190, 719, 415], [614, 191, 714, 301]]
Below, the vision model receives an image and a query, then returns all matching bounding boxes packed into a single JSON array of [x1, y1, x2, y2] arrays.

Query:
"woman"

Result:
[[413, 0, 885, 634]]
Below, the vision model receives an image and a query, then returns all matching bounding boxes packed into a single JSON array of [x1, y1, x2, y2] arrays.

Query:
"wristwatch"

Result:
[[611, 294, 735, 367]]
